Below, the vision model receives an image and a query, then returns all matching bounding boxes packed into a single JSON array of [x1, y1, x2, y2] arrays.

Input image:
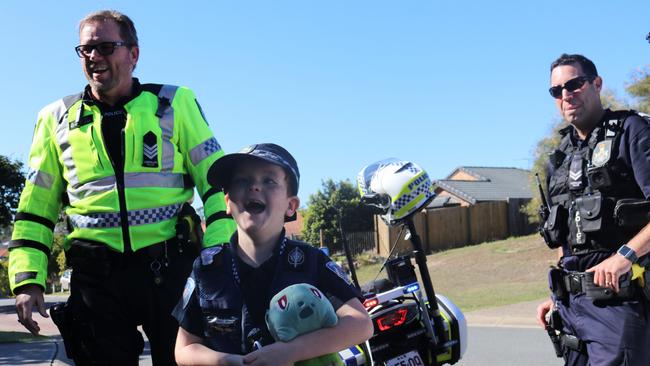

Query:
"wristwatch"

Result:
[[617, 244, 638, 263]]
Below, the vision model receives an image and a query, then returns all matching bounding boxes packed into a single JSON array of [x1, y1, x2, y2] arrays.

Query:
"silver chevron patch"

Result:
[[569, 170, 582, 181], [143, 144, 157, 159]]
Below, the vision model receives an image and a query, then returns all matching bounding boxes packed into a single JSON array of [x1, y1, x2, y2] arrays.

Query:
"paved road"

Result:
[[0, 294, 152, 365], [455, 326, 563, 366], [1, 296, 563, 365]]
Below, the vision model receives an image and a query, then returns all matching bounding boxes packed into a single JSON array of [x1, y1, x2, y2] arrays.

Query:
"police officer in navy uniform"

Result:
[[536, 54, 650, 365], [172, 143, 373, 365]]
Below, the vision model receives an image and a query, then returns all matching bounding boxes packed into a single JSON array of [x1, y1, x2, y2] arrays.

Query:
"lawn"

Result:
[[350, 234, 556, 312], [0, 331, 49, 344]]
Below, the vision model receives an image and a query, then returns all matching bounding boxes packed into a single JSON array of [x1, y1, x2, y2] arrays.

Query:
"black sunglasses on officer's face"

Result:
[[548, 75, 596, 99], [75, 41, 130, 58]]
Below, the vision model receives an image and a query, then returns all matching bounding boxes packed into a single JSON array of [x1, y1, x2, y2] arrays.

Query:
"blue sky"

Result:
[[1, 1, 649, 205]]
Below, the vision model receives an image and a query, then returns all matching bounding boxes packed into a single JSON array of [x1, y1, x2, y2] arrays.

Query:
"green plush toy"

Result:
[[266, 283, 344, 366]]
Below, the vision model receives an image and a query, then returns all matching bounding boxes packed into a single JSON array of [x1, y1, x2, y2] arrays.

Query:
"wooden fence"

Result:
[[374, 201, 531, 257]]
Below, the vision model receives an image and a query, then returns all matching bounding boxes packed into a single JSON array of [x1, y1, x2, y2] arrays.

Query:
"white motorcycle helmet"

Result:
[[357, 158, 435, 225]]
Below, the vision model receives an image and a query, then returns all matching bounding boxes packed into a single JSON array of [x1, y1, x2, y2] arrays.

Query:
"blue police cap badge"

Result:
[[326, 261, 353, 285], [201, 245, 223, 266], [181, 277, 195, 309], [287, 247, 305, 268]]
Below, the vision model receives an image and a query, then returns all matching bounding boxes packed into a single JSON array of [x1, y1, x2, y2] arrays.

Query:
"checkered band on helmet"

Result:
[[392, 173, 433, 214], [358, 158, 435, 225]]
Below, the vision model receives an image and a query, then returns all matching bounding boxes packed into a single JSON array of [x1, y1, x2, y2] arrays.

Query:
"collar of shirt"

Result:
[[228, 230, 288, 283], [82, 78, 143, 109]]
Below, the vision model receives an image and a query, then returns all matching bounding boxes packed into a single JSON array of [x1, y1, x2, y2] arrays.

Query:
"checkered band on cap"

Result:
[[250, 149, 299, 181], [69, 203, 182, 229]]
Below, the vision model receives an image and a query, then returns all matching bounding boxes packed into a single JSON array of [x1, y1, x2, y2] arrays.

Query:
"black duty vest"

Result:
[[547, 110, 646, 255], [192, 240, 321, 354]]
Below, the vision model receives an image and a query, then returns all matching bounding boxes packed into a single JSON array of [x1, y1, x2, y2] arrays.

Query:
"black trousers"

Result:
[[64, 240, 195, 366]]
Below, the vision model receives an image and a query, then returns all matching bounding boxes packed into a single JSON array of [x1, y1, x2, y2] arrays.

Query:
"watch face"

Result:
[[618, 245, 637, 262]]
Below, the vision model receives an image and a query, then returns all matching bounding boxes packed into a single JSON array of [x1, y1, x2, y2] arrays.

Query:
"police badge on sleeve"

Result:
[[181, 277, 195, 309], [326, 261, 353, 285]]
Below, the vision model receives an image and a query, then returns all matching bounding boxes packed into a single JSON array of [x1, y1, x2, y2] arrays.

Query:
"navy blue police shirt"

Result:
[[548, 110, 650, 271], [172, 232, 361, 353]]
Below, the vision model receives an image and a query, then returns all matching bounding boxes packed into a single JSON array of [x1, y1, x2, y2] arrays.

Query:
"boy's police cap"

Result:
[[207, 143, 300, 196]]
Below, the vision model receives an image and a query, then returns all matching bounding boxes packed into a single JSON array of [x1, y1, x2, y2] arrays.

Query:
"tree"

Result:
[[0, 155, 24, 233], [0, 261, 10, 297], [523, 71, 650, 224], [626, 67, 650, 113], [47, 233, 67, 290], [302, 179, 374, 252]]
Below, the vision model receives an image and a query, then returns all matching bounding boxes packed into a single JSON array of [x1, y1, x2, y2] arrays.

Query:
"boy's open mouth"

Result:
[[244, 200, 266, 214]]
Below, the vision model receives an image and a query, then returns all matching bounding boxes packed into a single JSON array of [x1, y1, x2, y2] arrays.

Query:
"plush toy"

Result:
[[265, 283, 343, 366]]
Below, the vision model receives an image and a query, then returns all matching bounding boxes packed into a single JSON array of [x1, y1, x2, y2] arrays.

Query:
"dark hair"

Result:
[[550, 53, 598, 77], [79, 10, 138, 47]]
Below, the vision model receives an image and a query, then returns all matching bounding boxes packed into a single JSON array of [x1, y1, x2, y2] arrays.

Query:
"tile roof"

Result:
[[434, 166, 533, 205]]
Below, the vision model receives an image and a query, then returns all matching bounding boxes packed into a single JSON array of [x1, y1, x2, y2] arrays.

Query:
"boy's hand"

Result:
[[243, 342, 294, 366]]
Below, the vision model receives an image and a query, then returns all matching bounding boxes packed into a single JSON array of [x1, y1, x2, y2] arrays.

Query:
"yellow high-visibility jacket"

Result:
[[8, 82, 235, 293]]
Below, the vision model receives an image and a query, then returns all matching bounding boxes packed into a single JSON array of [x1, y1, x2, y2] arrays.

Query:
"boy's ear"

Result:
[[225, 193, 232, 215], [286, 196, 300, 218]]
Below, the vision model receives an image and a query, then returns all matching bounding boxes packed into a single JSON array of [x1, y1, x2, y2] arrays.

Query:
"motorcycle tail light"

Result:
[[376, 308, 408, 331], [363, 297, 379, 309]]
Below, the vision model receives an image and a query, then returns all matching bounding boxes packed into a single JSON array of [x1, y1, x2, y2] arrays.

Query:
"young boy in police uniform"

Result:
[[173, 143, 373, 366]]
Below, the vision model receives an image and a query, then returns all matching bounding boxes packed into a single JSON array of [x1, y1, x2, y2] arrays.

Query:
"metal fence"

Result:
[[332, 231, 376, 256]]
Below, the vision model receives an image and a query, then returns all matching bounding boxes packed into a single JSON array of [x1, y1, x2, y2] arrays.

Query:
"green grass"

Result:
[[350, 234, 556, 312], [0, 331, 50, 344]]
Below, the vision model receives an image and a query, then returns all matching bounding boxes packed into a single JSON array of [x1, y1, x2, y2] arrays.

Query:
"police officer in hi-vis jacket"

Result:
[[8, 10, 235, 365]]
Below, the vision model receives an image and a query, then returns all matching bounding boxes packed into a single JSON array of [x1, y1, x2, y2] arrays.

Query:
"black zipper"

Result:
[[117, 128, 132, 253], [99, 107, 132, 253]]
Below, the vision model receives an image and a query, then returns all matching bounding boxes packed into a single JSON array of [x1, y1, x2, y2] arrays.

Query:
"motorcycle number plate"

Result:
[[386, 350, 424, 366]]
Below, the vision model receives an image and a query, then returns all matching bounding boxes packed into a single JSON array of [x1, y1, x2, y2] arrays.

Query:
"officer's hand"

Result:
[[221, 354, 245, 366], [586, 254, 632, 293], [243, 342, 293, 366], [536, 298, 554, 329], [15, 284, 47, 336]]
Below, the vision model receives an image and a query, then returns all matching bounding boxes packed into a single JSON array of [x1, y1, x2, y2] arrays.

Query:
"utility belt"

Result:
[[548, 267, 637, 302], [67, 237, 195, 285], [68, 237, 185, 266]]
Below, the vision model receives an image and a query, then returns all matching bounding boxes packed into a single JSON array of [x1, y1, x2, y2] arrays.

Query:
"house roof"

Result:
[[434, 166, 532, 205], [284, 211, 303, 238], [0, 241, 9, 259]]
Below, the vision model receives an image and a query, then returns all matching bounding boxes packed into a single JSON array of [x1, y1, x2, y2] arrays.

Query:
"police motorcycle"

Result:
[[337, 159, 467, 366]]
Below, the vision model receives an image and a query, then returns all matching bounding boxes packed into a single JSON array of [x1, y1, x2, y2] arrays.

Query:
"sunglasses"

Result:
[[548, 75, 595, 99], [75, 41, 130, 58]]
